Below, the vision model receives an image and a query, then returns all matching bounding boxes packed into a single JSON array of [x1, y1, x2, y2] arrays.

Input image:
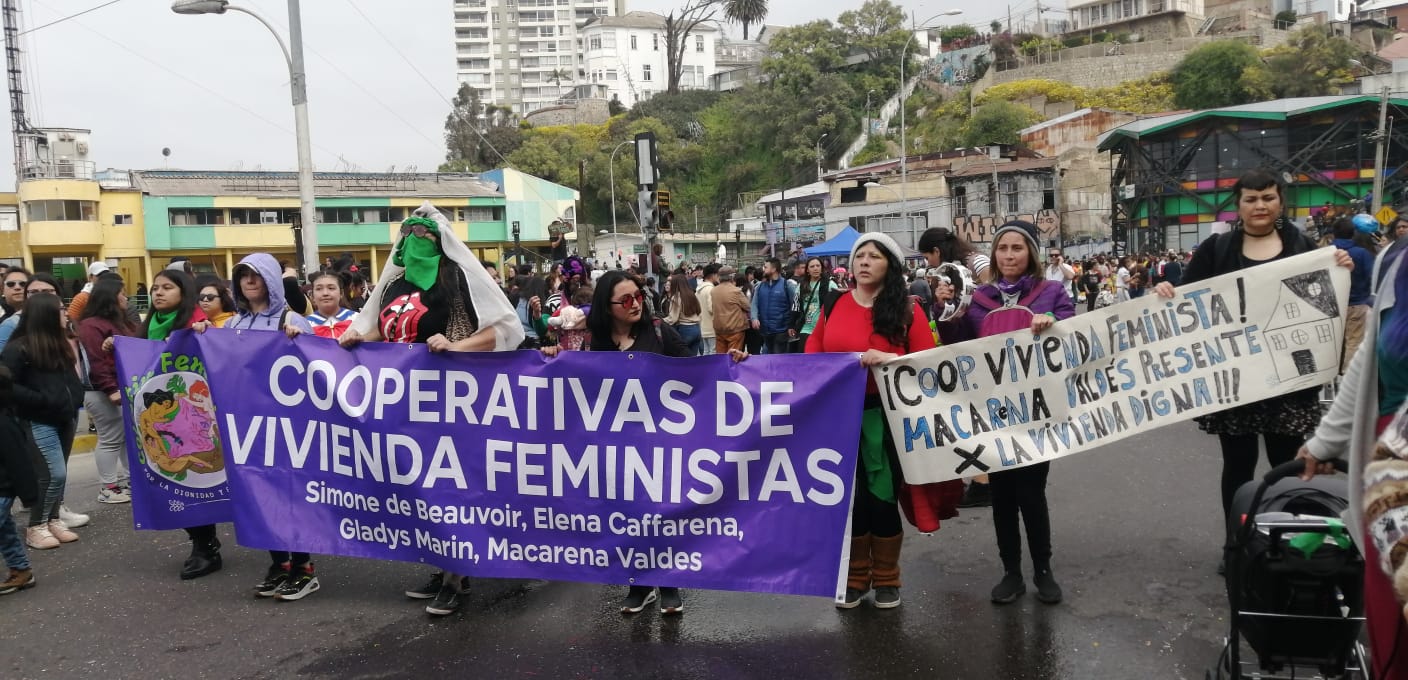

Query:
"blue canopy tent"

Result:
[[803, 226, 860, 257]]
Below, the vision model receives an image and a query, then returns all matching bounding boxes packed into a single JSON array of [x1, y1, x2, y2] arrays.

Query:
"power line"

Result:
[[19, 0, 124, 35], [29, 0, 347, 165]]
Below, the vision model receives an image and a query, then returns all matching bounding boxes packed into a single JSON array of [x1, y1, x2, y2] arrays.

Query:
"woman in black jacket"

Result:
[[0, 364, 40, 594], [0, 294, 84, 550]]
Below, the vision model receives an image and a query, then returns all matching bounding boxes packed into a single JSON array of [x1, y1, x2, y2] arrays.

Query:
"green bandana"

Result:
[[393, 217, 443, 290], [147, 308, 179, 341]]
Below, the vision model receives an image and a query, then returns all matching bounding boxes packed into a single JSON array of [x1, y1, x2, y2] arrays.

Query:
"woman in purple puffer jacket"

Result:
[[952, 220, 1075, 607]]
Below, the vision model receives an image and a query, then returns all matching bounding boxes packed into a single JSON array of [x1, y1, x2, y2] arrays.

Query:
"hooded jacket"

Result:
[[228, 253, 314, 334], [350, 202, 522, 351]]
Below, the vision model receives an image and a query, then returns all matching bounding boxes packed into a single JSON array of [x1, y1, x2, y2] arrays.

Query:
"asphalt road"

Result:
[[5, 420, 1242, 680]]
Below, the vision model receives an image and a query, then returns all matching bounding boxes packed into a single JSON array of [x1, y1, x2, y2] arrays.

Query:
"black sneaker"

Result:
[[274, 570, 320, 601], [620, 586, 657, 614], [958, 482, 992, 508], [255, 565, 290, 598], [836, 587, 868, 609], [1033, 568, 1062, 604], [658, 587, 684, 615], [425, 583, 463, 616], [405, 571, 444, 600], [874, 586, 901, 609], [991, 571, 1026, 604]]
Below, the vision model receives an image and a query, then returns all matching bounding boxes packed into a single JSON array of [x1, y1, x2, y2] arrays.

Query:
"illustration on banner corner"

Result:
[[129, 371, 224, 488]]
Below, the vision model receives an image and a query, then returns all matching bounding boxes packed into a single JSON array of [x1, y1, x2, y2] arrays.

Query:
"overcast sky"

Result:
[[7, 0, 1009, 188]]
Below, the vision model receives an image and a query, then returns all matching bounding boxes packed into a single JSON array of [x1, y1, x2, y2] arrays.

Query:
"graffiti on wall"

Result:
[[952, 209, 1060, 246]]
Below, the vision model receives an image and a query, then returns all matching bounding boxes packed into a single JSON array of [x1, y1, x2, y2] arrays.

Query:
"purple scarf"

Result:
[[994, 275, 1036, 299]]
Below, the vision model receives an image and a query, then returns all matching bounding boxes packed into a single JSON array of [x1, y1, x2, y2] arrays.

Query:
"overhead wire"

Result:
[[29, 0, 348, 166], [18, 0, 124, 36]]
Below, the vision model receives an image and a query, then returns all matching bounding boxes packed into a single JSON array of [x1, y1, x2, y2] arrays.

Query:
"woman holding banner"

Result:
[[955, 220, 1075, 606], [543, 269, 699, 614], [806, 232, 937, 610], [141, 269, 224, 579], [1153, 169, 1352, 575], [339, 202, 522, 618]]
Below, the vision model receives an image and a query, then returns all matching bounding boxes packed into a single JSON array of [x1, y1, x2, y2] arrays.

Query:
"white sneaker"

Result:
[[58, 505, 90, 528], [97, 485, 131, 504], [25, 525, 59, 550]]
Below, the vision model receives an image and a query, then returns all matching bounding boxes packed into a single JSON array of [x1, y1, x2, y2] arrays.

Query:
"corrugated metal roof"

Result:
[[1096, 95, 1408, 150], [947, 156, 1057, 179], [129, 171, 502, 198], [757, 181, 830, 204]]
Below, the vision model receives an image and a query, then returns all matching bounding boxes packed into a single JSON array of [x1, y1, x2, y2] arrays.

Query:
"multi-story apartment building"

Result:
[[1066, 0, 1205, 39], [578, 11, 720, 106], [453, 0, 627, 116]]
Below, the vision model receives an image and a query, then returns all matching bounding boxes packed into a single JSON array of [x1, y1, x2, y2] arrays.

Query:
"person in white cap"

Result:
[[66, 261, 110, 320]]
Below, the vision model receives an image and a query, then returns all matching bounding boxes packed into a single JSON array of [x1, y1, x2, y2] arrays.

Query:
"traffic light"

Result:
[[638, 189, 657, 233], [655, 190, 672, 232]]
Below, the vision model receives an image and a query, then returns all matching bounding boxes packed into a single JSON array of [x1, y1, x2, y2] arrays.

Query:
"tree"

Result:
[[962, 100, 1041, 147], [940, 24, 977, 43], [1274, 10, 1297, 27], [441, 83, 523, 172], [1170, 40, 1262, 109], [664, 0, 722, 95], [837, 0, 909, 73], [760, 20, 848, 94], [723, 0, 768, 40], [1243, 25, 1359, 100]]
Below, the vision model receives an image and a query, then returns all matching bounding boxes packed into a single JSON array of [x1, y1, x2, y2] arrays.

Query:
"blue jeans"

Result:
[[672, 323, 703, 356], [0, 496, 28, 570], [29, 421, 73, 528]]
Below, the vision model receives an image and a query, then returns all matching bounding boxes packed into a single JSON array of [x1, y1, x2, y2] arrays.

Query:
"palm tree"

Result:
[[724, 0, 767, 40]]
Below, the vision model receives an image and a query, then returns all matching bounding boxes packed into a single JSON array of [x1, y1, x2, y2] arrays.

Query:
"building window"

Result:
[[1042, 175, 1055, 210], [467, 206, 503, 222], [630, 34, 637, 50], [696, 35, 704, 52], [589, 35, 601, 50], [642, 64, 652, 81], [113, 214, 133, 225], [167, 208, 224, 226], [652, 34, 659, 50], [316, 207, 359, 224], [953, 186, 967, 217], [361, 208, 387, 223], [1001, 178, 1018, 213], [26, 200, 97, 222], [229, 208, 294, 225]]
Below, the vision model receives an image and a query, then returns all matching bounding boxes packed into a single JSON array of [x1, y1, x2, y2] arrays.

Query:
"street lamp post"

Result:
[[173, 0, 319, 279], [815, 132, 828, 181], [899, 10, 962, 251], [607, 140, 632, 268], [969, 147, 1001, 220]]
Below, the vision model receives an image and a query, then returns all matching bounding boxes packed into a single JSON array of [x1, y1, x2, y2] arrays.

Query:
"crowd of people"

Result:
[[5, 175, 1408, 674]]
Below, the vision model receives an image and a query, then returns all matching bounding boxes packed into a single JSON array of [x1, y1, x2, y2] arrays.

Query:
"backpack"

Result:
[[970, 281, 1051, 338]]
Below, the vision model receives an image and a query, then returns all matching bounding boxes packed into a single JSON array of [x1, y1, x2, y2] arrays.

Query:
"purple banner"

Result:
[[115, 334, 233, 530], [124, 329, 867, 597]]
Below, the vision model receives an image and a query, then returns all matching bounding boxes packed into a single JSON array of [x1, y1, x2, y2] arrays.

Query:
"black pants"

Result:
[[184, 524, 216, 544], [990, 462, 1052, 572], [761, 332, 791, 355], [270, 550, 312, 569], [851, 463, 902, 539], [1217, 432, 1303, 520], [1085, 290, 1098, 313]]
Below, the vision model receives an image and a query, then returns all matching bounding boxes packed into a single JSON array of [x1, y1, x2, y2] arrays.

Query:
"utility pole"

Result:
[[1373, 85, 1390, 216]]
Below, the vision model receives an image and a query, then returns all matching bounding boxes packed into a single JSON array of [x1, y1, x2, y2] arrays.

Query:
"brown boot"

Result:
[[871, 534, 904, 609], [0, 567, 35, 595], [838, 534, 872, 609]]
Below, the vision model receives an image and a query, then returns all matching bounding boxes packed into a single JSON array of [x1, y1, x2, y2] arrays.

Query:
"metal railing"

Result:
[[20, 159, 96, 181]]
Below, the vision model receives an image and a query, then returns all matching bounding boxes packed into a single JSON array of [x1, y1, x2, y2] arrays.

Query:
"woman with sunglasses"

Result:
[[77, 278, 137, 504], [1, 292, 85, 550], [543, 270, 697, 614], [341, 203, 522, 617], [1, 266, 31, 323], [195, 275, 236, 328], [0, 273, 56, 351]]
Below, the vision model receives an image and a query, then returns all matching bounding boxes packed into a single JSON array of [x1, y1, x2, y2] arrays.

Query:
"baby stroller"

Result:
[[1210, 459, 1367, 679]]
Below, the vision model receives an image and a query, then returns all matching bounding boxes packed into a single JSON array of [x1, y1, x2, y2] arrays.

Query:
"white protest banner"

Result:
[[877, 248, 1349, 484]]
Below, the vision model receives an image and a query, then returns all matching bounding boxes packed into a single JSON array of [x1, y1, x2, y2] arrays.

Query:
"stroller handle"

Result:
[[1263, 457, 1350, 486]]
